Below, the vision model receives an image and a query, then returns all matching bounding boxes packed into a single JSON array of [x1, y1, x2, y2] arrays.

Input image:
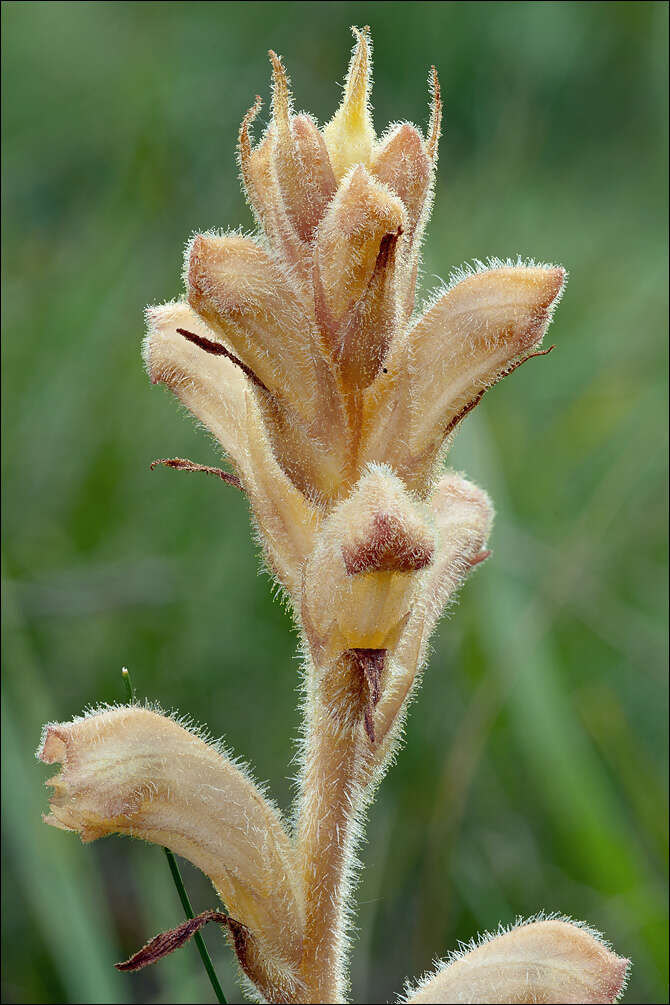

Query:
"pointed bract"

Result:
[[187, 234, 319, 422], [324, 27, 376, 181]]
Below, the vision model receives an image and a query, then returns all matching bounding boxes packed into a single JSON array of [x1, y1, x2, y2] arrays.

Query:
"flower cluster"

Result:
[[38, 28, 628, 1005]]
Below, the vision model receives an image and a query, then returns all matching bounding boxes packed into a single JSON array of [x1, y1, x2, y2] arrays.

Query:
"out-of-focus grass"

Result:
[[2, 2, 667, 1003]]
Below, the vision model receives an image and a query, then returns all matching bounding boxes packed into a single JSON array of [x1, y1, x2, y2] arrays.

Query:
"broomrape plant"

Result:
[[38, 28, 630, 1005]]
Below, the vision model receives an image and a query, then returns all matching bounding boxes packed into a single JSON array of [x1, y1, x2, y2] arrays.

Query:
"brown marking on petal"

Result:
[[334, 225, 402, 387], [150, 457, 243, 491], [426, 66, 442, 162], [349, 648, 386, 743], [375, 226, 402, 272], [363, 708, 375, 743], [444, 344, 556, 438], [115, 909, 234, 971], [342, 512, 434, 575], [175, 327, 271, 394]]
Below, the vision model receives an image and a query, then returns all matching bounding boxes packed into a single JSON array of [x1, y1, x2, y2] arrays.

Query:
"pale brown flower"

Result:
[[38, 706, 305, 1002]]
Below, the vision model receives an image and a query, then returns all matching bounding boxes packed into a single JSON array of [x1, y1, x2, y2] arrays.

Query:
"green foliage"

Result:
[[2, 2, 667, 1002]]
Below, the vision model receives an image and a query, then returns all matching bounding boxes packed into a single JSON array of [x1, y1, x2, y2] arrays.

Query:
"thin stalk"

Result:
[[119, 668, 227, 1004], [163, 847, 227, 1004], [296, 661, 372, 1003], [120, 666, 134, 703]]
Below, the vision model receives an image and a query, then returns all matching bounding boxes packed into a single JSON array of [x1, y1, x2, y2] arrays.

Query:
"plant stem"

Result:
[[163, 847, 228, 1004], [120, 667, 134, 703], [119, 668, 227, 1004], [296, 668, 370, 1003]]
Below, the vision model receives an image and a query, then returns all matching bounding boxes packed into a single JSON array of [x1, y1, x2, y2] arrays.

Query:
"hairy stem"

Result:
[[295, 674, 370, 1003]]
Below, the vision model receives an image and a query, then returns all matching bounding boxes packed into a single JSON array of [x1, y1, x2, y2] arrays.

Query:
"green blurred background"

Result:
[[2, 2, 668, 1002]]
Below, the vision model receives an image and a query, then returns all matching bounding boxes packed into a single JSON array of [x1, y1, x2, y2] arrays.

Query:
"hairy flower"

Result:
[[38, 706, 305, 1001]]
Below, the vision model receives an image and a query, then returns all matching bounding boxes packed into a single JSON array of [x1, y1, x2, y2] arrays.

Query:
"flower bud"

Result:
[[373, 472, 493, 752], [269, 52, 336, 242], [362, 264, 565, 488], [239, 106, 312, 289], [313, 166, 404, 387], [372, 122, 433, 327], [338, 225, 402, 390], [378, 67, 441, 327], [372, 123, 431, 246], [403, 917, 630, 1004], [301, 466, 434, 666]]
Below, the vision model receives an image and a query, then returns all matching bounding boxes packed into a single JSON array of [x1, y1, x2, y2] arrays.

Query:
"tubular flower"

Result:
[[36, 27, 628, 1005], [38, 706, 305, 1002]]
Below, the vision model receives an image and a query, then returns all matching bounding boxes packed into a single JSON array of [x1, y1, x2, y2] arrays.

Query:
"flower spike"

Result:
[[36, 28, 625, 1005]]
